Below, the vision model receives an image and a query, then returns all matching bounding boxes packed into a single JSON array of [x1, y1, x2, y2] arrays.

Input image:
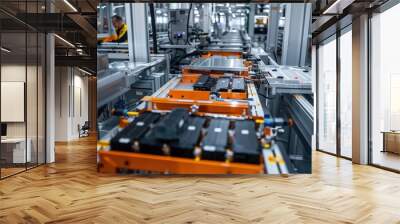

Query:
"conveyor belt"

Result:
[[110, 113, 161, 152], [201, 119, 230, 161], [232, 120, 260, 164]]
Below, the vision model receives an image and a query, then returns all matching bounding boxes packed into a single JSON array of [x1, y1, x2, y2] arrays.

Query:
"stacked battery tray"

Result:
[[110, 109, 261, 164], [193, 75, 246, 93]]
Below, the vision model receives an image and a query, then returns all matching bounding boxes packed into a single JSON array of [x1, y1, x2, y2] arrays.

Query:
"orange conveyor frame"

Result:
[[98, 54, 265, 174]]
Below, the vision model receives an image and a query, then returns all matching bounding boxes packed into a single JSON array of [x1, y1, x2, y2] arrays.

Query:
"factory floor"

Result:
[[0, 136, 400, 223]]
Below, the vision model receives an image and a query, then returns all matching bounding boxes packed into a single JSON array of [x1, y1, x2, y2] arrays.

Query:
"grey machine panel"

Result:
[[264, 66, 312, 95], [169, 9, 190, 44], [97, 70, 129, 108], [185, 56, 248, 72]]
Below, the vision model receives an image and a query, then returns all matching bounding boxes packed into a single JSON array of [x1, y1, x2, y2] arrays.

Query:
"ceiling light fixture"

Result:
[[1, 47, 11, 53], [54, 34, 75, 48], [322, 0, 354, 15], [63, 0, 78, 12], [78, 67, 93, 76]]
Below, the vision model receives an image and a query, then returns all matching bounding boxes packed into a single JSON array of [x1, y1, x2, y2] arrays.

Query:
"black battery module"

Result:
[[232, 120, 260, 164], [201, 119, 230, 161], [110, 112, 161, 152]]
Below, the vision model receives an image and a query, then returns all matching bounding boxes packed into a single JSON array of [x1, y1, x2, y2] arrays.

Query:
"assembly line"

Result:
[[96, 3, 312, 174]]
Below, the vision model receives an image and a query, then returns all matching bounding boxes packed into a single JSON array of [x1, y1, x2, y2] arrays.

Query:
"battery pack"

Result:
[[193, 75, 216, 91], [139, 108, 189, 155], [201, 119, 230, 161], [110, 112, 161, 152], [215, 77, 230, 92], [170, 116, 206, 158], [232, 120, 260, 164], [231, 78, 245, 92]]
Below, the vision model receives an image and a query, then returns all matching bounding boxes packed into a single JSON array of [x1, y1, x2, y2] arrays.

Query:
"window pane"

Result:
[[340, 29, 352, 158], [371, 3, 400, 171], [27, 31, 39, 168], [1, 31, 27, 177], [38, 33, 46, 165], [318, 37, 337, 154]]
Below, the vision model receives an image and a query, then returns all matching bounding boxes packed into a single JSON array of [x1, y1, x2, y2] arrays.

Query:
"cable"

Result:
[[186, 3, 192, 45], [149, 3, 158, 54], [167, 20, 174, 45]]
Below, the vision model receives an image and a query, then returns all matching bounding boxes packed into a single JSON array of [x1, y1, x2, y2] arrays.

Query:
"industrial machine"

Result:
[[97, 3, 313, 174], [168, 9, 191, 45], [97, 53, 170, 139], [97, 51, 297, 174]]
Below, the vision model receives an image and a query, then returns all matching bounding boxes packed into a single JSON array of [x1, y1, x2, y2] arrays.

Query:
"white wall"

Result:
[[1, 65, 41, 137], [54, 67, 89, 141], [1, 64, 46, 164]]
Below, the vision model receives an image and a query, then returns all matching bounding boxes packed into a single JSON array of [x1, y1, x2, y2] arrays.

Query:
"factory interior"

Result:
[[97, 3, 313, 174], [1, 0, 400, 222]]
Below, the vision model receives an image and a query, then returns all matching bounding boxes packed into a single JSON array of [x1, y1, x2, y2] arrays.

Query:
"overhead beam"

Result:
[[66, 14, 97, 47], [55, 55, 96, 70]]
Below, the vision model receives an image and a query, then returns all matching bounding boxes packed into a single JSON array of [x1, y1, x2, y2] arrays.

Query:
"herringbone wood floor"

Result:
[[1, 135, 400, 224]]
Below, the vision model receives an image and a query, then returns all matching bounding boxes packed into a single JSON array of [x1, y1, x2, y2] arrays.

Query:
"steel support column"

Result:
[[281, 3, 311, 66], [352, 14, 369, 164], [125, 3, 150, 63], [266, 3, 280, 54], [200, 3, 211, 33], [247, 4, 255, 39], [46, 3, 55, 163]]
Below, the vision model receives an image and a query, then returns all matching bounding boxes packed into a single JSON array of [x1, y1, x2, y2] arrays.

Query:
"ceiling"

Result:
[[0, 0, 99, 74]]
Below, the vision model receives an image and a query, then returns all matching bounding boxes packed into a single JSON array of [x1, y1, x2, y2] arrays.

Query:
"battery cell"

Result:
[[215, 78, 230, 92], [170, 116, 206, 158], [193, 75, 216, 91], [140, 108, 189, 155], [201, 119, 230, 161], [232, 120, 260, 164], [231, 78, 246, 92], [110, 112, 161, 152], [152, 108, 188, 141]]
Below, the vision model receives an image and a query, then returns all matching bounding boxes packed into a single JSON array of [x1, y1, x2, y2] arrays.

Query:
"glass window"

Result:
[[371, 3, 400, 171], [318, 36, 337, 154], [0, 0, 46, 179], [1, 31, 28, 178], [339, 28, 352, 158]]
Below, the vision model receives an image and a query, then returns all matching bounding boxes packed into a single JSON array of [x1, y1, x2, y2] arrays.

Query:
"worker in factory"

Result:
[[98, 15, 128, 43]]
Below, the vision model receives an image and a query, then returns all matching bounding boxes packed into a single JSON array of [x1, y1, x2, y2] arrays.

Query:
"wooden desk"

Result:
[[382, 131, 400, 154], [1, 138, 32, 164]]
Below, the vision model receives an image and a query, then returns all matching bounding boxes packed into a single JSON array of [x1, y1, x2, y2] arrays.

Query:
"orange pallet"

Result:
[[142, 96, 250, 117], [98, 150, 264, 174], [201, 51, 242, 58]]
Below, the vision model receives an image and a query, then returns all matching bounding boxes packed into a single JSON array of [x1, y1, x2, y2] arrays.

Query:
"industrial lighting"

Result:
[[322, 0, 354, 15], [63, 0, 78, 12], [54, 34, 75, 48], [78, 67, 93, 76], [1, 47, 11, 53], [113, 5, 125, 10]]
